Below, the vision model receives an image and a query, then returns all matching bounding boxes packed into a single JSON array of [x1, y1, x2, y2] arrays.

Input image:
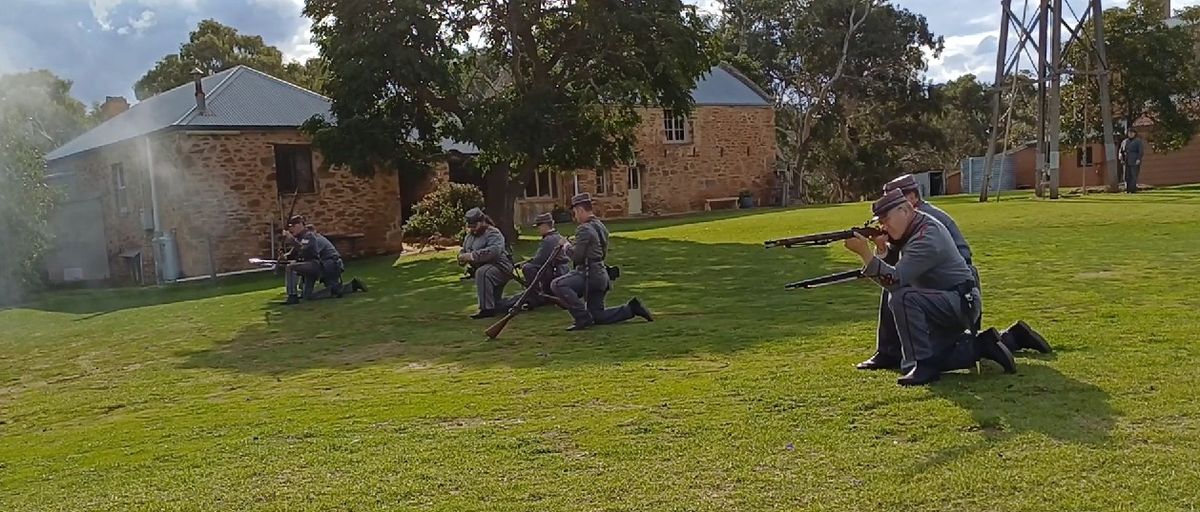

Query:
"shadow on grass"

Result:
[[917, 363, 1117, 468], [178, 235, 876, 374]]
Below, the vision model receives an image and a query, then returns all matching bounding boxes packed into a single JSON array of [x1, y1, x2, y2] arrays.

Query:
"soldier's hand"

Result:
[[872, 234, 889, 257], [844, 233, 872, 259]]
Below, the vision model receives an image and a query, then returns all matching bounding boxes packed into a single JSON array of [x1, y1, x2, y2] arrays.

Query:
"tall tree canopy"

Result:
[[1062, 1, 1200, 152], [926, 73, 1037, 169], [719, 0, 943, 202], [300, 0, 716, 242], [135, 19, 329, 100], [0, 70, 93, 303]]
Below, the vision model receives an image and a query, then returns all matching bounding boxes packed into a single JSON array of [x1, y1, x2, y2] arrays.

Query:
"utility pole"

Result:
[[978, 0, 1120, 201]]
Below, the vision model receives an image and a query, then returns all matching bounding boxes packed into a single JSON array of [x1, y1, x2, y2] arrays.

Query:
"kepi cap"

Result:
[[464, 207, 485, 224], [883, 174, 920, 194], [531, 212, 554, 226], [287, 215, 306, 227], [569, 193, 592, 207], [872, 188, 908, 220]]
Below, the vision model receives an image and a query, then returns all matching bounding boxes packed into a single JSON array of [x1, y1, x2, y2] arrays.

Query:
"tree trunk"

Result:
[[483, 162, 538, 247], [485, 165, 519, 246]]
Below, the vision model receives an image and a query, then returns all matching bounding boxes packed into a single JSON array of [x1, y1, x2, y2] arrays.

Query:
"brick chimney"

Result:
[[99, 96, 129, 121], [191, 68, 207, 115]]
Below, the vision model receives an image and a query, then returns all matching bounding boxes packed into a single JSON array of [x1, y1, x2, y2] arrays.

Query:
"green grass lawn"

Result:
[[3, 189, 1200, 511]]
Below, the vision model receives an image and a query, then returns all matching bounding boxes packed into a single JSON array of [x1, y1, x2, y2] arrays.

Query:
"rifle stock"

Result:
[[484, 245, 565, 339]]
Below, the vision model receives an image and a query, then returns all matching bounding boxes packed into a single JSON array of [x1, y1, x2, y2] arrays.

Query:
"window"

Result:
[[112, 163, 128, 214], [274, 145, 316, 194], [663, 109, 691, 143], [1076, 146, 1094, 167], [525, 169, 559, 198], [595, 170, 612, 195]]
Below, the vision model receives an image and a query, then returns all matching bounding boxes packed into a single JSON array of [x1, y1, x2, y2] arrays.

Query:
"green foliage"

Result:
[[1062, 2, 1200, 151], [401, 182, 484, 241], [134, 19, 330, 100], [0, 70, 90, 304], [301, 0, 715, 241], [926, 73, 1037, 166], [719, 0, 944, 202]]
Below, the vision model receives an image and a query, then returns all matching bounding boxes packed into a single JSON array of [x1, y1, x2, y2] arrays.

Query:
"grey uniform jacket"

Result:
[[461, 226, 513, 273], [566, 219, 609, 270], [297, 231, 341, 262], [863, 211, 976, 293], [529, 230, 570, 273], [917, 202, 971, 265]]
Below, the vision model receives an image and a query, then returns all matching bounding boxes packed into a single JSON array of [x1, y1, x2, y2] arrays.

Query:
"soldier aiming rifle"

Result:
[[267, 215, 368, 305]]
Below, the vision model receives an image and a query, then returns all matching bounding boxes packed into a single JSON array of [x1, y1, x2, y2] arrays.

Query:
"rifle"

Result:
[[276, 189, 301, 261], [784, 269, 864, 290], [484, 245, 565, 339], [764, 222, 884, 249], [250, 257, 292, 267]]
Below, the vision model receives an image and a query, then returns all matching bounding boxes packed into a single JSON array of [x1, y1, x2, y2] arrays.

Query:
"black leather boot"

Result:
[[351, 278, 368, 293], [281, 295, 301, 306], [471, 309, 496, 319], [629, 298, 654, 322], [856, 352, 901, 370], [977, 331, 1018, 373], [1004, 320, 1052, 353], [897, 362, 941, 386]]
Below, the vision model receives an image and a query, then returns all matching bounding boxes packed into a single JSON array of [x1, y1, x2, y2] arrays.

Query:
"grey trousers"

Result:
[[473, 263, 510, 310], [285, 261, 322, 298], [551, 268, 634, 326], [883, 286, 980, 371]]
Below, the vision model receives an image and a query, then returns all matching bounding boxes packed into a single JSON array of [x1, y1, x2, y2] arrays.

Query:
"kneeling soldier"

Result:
[[498, 212, 570, 311], [551, 193, 653, 331], [844, 189, 1015, 386], [281, 215, 366, 305], [458, 207, 513, 319]]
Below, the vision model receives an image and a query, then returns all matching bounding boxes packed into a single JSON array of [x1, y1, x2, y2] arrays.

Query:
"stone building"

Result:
[[434, 63, 779, 224], [44, 63, 776, 285], [44, 66, 404, 284]]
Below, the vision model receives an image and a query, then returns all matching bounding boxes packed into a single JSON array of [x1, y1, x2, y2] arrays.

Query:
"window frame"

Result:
[[524, 168, 559, 198], [112, 163, 129, 215], [663, 109, 692, 144], [274, 144, 317, 195]]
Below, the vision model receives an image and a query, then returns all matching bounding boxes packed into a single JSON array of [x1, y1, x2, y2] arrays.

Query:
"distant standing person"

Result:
[[1120, 129, 1144, 193]]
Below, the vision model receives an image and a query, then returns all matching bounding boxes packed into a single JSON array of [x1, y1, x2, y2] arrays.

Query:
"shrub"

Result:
[[402, 182, 485, 241]]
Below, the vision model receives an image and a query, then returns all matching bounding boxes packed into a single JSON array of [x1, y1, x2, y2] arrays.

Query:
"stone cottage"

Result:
[[43, 66, 404, 284], [44, 63, 777, 285], [434, 63, 779, 224]]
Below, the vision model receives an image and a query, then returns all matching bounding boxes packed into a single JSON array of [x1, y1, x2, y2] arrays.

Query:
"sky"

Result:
[[0, 0, 1194, 106]]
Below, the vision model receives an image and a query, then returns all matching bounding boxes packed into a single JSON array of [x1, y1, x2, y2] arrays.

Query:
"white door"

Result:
[[627, 165, 643, 215]]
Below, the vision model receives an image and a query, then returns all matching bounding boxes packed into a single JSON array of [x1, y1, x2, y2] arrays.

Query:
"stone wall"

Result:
[[159, 130, 402, 278], [59, 137, 162, 283], [61, 129, 403, 283], [429, 105, 779, 222]]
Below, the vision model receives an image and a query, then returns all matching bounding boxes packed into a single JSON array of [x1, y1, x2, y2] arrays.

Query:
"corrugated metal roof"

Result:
[[178, 67, 333, 127], [45, 67, 239, 161], [47, 63, 770, 161], [46, 65, 332, 161]]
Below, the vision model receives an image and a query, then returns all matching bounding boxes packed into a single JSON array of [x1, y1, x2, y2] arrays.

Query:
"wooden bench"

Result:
[[704, 196, 740, 211], [326, 232, 366, 255]]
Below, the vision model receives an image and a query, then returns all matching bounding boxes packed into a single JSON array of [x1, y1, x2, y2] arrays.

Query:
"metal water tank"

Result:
[[155, 231, 182, 282]]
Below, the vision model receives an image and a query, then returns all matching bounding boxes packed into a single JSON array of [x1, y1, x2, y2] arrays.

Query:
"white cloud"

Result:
[[89, 0, 122, 31], [129, 10, 157, 33]]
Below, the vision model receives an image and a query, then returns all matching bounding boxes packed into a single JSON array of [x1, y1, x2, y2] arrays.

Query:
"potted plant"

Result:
[[738, 190, 754, 209]]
